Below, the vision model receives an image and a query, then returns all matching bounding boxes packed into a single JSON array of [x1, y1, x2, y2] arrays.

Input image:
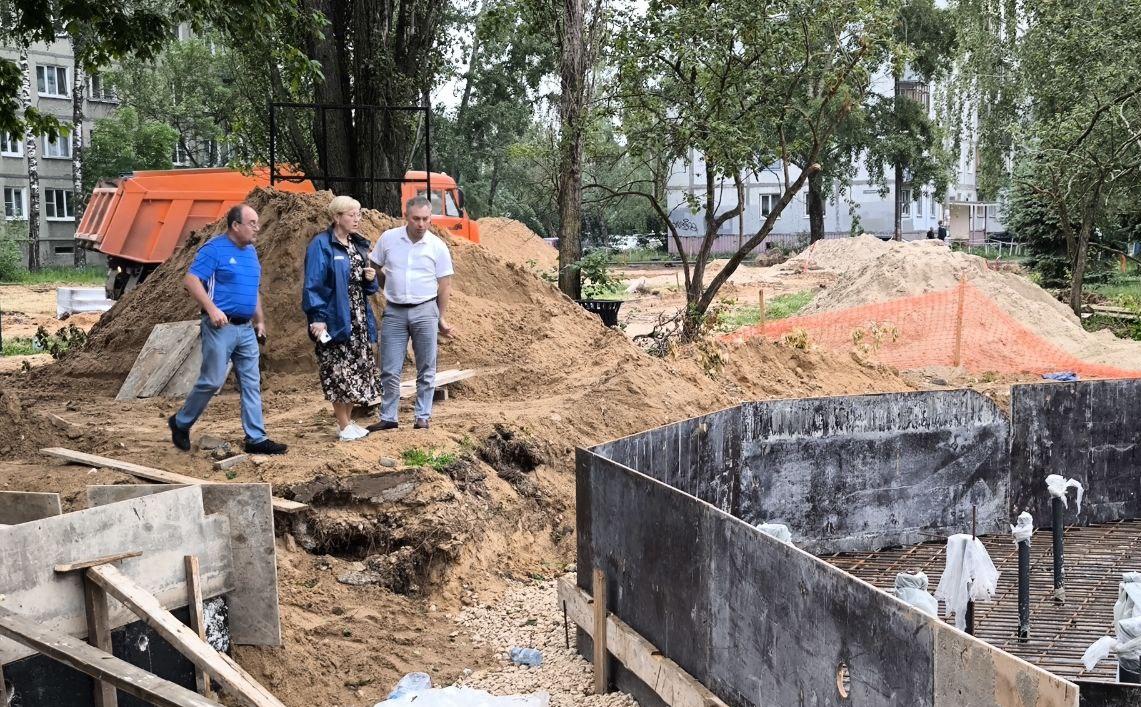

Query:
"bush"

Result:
[[0, 222, 25, 281]]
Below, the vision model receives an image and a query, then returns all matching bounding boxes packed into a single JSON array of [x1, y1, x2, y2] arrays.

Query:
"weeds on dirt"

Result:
[[715, 290, 815, 333], [850, 321, 900, 355], [34, 324, 88, 359], [400, 447, 457, 471], [782, 328, 811, 349], [1, 337, 37, 356]]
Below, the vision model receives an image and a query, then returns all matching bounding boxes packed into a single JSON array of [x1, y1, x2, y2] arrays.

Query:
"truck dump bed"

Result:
[[76, 168, 314, 265]]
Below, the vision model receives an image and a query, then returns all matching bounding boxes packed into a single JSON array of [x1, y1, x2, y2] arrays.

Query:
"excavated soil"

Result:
[[476, 218, 558, 271], [2, 188, 918, 706], [789, 237, 1141, 370]]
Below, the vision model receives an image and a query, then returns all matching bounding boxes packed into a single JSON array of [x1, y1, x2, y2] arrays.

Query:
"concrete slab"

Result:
[[934, 622, 1078, 707], [116, 320, 199, 401], [0, 485, 232, 664], [87, 484, 280, 646], [0, 491, 61, 525]]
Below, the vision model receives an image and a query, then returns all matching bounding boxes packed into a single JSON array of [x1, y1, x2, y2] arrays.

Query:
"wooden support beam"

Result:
[[86, 564, 285, 707], [55, 551, 142, 574], [592, 568, 609, 694], [558, 577, 729, 707], [0, 606, 222, 707], [185, 556, 215, 700], [83, 578, 119, 707], [41, 447, 307, 513]]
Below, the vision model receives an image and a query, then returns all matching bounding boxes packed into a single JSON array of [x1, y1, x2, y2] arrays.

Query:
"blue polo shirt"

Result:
[[187, 235, 261, 319]]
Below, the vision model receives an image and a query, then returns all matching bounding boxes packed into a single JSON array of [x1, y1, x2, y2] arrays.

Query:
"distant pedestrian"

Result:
[[168, 204, 287, 454], [302, 195, 382, 441], [926, 227, 935, 239], [368, 196, 454, 430], [937, 220, 948, 241]]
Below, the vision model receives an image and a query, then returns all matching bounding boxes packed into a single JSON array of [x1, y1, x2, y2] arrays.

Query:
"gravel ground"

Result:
[[453, 576, 637, 707]]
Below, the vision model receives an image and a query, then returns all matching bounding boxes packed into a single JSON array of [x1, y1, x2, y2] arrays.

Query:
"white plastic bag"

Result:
[[375, 676, 550, 707], [893, 571, 939, 617], [755, 523, 793, 545], [934, 534, 999, 630], [1045, 474, 1084, 514], [1010, 512, 1034, 544]]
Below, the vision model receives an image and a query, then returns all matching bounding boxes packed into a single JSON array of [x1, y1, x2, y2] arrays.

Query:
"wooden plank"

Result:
[[41, 447, 307, 514], [593, 568, 609, 694], [117, 321, 200, 401], [185, 556, 216, 700], [86, 564, 284, 707], [0, 606, 223, 707], [397, 368, 477, 399], [558, 577, 729, 707], [55, 551, 142, 574], [83, 578, 119, 707]]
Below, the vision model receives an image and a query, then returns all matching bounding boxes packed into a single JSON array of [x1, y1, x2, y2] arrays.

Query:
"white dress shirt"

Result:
[[368, 227, 454, 304]]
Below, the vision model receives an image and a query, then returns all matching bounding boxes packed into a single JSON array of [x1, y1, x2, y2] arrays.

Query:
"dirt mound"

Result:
[[476, 217, 557, 271], [794, 238, 1141, 370], [0, 388, 106, 457], [782, 234, 891, 275]]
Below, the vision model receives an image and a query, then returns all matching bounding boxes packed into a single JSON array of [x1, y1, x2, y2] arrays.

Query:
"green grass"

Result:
[[1089, 277, 1141, 307], [607, 248, 673, 265], [583, 282, 627, 301], [963, 245, 1029, 262], [1, 338, 37, 356], [717, 290, 815, 332], [0, 266, 105, 286], [401, 447, 457, 471]]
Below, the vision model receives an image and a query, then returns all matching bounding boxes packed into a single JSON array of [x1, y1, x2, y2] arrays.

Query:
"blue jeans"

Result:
[[379, 301, 438, 422], [174, 317, 267, 443]]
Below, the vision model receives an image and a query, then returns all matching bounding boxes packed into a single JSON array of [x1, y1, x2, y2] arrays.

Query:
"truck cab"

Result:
[[403, 171, 481, 244]]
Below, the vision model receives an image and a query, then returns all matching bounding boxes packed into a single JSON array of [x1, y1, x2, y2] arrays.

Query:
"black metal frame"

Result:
[[268, 102, 432, 199]]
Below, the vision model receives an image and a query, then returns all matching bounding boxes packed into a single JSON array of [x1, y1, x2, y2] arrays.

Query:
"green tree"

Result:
[[84, 107, 178, 192], [605, 0, 897, 338]]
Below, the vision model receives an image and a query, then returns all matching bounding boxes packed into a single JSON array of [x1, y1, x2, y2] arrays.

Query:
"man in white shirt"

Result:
[[367, 195, 455, 430]]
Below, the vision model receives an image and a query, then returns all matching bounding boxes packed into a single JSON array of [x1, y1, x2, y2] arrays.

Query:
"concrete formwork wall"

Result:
[[595, 390, 1011, 553], [1010, 379, 1141, 527], [576, 452, 1078, 707]]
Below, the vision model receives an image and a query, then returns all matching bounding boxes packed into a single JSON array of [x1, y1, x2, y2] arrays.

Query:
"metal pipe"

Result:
[[1052, 497, 1065, 603], [1018, 538, 1030, 642]]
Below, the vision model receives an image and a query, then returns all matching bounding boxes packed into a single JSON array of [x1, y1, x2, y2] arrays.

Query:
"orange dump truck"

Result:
[[77, 167, 479, 299]]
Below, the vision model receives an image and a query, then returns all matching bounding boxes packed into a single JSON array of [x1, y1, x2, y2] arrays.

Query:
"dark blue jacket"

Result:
[[302, 227, 379, 344]]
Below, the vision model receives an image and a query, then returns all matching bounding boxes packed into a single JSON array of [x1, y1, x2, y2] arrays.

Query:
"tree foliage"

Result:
[[84, 107, 178, 192], [607, 0, 898, 337]]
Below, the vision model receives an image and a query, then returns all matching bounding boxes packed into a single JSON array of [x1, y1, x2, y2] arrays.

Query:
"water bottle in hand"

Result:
[[509, 647, 542, 667]]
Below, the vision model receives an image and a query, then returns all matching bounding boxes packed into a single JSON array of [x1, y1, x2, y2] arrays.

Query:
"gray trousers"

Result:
[[379, 300, 439, 422]]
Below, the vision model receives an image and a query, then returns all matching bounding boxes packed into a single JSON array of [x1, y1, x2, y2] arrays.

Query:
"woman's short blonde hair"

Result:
[[327, 195, 362, 221]]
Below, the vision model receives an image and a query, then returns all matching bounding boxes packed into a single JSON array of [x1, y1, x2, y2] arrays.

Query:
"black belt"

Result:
[[386, 298, 436, 308], [202, 312, 251, 325]]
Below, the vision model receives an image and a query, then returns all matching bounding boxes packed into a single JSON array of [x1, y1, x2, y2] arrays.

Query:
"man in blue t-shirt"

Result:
[[168, 204, 287, 455]]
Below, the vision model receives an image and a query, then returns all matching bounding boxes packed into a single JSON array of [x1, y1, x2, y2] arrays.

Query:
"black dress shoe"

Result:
[[244, 438, 288, 454], [367, 419, 399, 432], [168, 415, 190, 451]]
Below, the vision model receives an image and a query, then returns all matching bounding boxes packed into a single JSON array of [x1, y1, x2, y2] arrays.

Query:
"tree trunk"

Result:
[[1069, 221, 1092, 315], [556, 0, 587, 300], [893, 75, 903, 242], [20, 47, 41, 271], [306, 0, 356, 197], [487, 153, 501, 213], [451, 6, 484, 184], [71, 37, 87, 266], [808, 171, 825, 243]]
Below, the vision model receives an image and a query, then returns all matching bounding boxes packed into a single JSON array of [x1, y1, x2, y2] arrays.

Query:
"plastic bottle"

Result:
[[509, 647, 542, 667]]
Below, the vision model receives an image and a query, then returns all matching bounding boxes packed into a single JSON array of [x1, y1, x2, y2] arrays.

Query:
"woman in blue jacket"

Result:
[[302, 195, 381, 441]]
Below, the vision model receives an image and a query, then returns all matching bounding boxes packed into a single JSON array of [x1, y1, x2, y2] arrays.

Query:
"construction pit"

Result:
[[2, 186, 1141, 706]]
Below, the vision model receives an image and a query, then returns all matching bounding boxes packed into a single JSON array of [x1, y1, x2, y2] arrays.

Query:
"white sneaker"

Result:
[[338, 423, 369, 441]]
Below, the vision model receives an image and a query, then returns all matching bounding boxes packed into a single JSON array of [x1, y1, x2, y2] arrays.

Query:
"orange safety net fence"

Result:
[[727, 281, 1141, 379]]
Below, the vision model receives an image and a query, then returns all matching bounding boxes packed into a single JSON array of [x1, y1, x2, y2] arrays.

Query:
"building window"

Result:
[[88, 73, 116, 102], [42, 133, 72, 159], [4, 187, 27, 220], [44, 188, 74, 220], [900, 188, 912, 217], [759, 194, 781, 218], [36, 65, 69, 98], [1, 133, 22, 157]]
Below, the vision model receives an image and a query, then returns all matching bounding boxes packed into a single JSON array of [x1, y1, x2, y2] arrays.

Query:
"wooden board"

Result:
[[117, 321, 201, 401], [558, 577, 729, 707], [185, 556, 216, 700], [0, 485, 233, 665], [398, 368, 478, 399], [87, 565, 285, 707], [0, 606, 222, 707], [55, 551, 142, 573], [42, 447, 307, 514], [83, 578, 118, 707], [0, 491, 62, 525]]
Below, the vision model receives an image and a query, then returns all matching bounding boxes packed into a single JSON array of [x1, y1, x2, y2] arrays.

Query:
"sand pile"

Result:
[[781, 235, 891, 275], [794, 238, 1141, 370], [476, 217, 558, 271]]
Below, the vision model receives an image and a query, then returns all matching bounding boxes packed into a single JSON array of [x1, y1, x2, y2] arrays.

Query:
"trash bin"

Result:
[[576, 299, 622, 327]]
